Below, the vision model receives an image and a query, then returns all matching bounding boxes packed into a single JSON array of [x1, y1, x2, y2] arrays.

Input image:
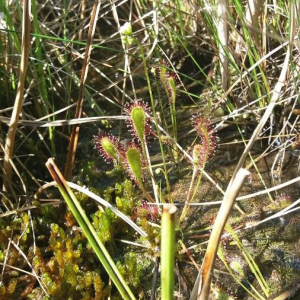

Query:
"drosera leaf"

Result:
[[124, 99, 151, 145], [155, 59, 179, 105], [125, 145, 143, 186], [123, 143, 155, 203], [93, 131, 124, 166], [192, 114, 217, 160]]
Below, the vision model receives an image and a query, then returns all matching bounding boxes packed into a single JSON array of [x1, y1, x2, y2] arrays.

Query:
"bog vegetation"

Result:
[[0, 0, 300, 299]]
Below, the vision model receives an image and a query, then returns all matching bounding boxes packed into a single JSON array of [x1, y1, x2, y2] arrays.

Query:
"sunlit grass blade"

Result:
[[161, 205, 177, 300], [217, 244, 264, 300], [225, 224, 270, 297], [31, 0, 55, 152]]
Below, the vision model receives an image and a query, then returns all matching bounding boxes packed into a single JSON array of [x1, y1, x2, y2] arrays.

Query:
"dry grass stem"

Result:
[[3, 0, 31, 192], [64, 0, 101, 180]]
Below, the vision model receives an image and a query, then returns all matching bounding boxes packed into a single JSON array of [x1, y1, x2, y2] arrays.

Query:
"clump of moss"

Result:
[[117, 252, 144, 288], [0, 170, 161, 299], [0, 201, 109, 298]]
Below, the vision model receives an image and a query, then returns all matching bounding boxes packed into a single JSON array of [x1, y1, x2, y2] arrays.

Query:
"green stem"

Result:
[[161, 205, 177, 300], [136, 40, 160, 203], [178, 166, 197, 225], [169, 100, 178, 162]]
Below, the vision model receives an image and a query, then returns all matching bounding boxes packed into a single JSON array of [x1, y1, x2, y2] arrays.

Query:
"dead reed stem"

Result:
[[3, 0, 31, 192]]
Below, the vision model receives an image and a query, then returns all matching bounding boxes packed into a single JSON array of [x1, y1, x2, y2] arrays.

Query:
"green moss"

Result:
[[91, 211, 112, 243], [117, 253, 144, 288], [1, 177, 151, 299]]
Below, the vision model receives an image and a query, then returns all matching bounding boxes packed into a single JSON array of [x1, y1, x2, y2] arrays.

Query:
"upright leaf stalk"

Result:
[[161, 205, 177, 300]]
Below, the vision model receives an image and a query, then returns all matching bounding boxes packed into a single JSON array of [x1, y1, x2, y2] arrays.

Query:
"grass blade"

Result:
[[161, 205, 177, 300]]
